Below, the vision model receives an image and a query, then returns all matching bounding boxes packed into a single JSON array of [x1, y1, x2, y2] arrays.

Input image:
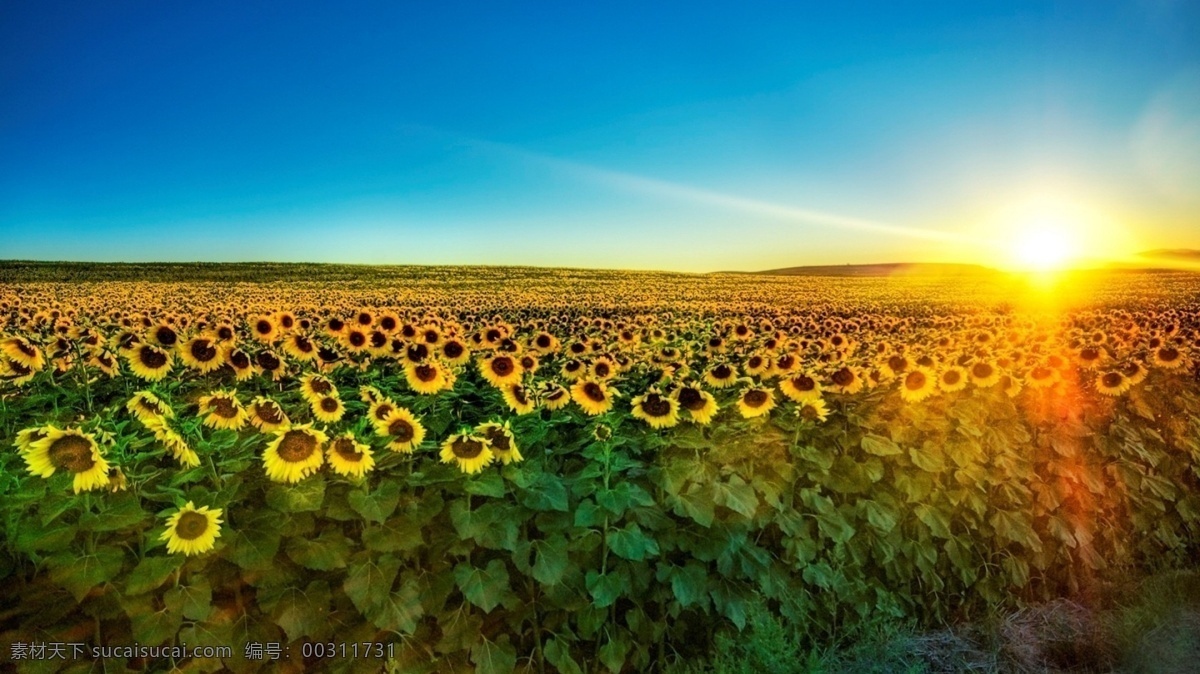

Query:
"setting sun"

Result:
[[1011, 222, 1079, 271]]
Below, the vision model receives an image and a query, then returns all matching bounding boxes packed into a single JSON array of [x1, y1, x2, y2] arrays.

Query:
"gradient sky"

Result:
[[2, 1, 1199, 272]]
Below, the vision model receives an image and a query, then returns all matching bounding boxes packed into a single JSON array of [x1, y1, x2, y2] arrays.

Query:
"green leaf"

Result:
[[363, 515, 425, 553], [348, 480, 401, 523], [465, 471, 507, 498], [345, 553, 401, 615], [712, 475, 759, 518], [366, 575, 424, 634], [286, 529, 352, 570], [124, 595, 183, 646], [471, 636, 516, 674], [861, 434, 903, 456], [15, 523, 75, 553], [226, 515, 282, 570], [521, 474, 570, 512], [668, 561, 708, 608], [266, 477, 326, 512], [164, 576, 213, 621], [585, 570, 626, 609], [454, 559, 510, 613], [531, 538, 569, 585], [48, 547, 124, 602], [914, 504, 952, 539], [544, 638, 583, 674], [262, 580, 331, 642], [608, 523, 660, 562], [909, 446, 945, 473], [673, 487, 715, 527], [81, 492, 150, 532], [573, 499, 604, 528], [124, 555, 184, 595], [598, 634, 629, 673], [861, 500, 898, 534]]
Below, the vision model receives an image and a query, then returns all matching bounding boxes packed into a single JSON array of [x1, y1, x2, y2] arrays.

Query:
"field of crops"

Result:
[[2, 263, 1199, 673]]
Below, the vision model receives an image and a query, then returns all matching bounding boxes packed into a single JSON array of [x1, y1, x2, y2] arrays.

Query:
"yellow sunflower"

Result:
[[326, 433, 375, 478], [299, 373, 337, 405], [311, 394, 346, 424], [827, 366, 863, 395], [899, 367, 937, 403], [126, 390, 174, 424], [15, 425, 53, 454], [381, 408, 426, 453], [968, 361, 1001, 388], [198, 391, 248, 430], [703, 363, 738, 388], [248, 396, 290, 433], [145, 417, 201, 468], [476, 421, 523, 464], [795, 398, 829, 423], [160, 501, 223, 556], [778, 372, 822, 402], [537, 382, 571, 411], [736, 387, 775, 419], [179, 336, 224, 373], [24, 428, 111, 493], [479, 354, 522, 388], [263, 425, 327, 483], [439, 338, 471, 365], [571, 379, 615, 416], [1, 336, 45, 370], [404, 360, 449, 394], [1095, 371, 1130, 396], [671, 385, 718, 425], [630, 389, 680, 429], [938, 366, 969, 393], [226, 348, 255, 381], [126, 344, 173, 381], [250, 315, 278, 343], [440, 433, 495, 474], [496, 382, 533, 415], [282, 332, 318, 361], [1151, 346, 1185, 369]]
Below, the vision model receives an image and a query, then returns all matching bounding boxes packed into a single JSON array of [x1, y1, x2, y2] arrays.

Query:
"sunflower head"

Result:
[[476, 421, 523, 464], [24, 428, 111, 493], [263, 425, 327, 483], [161, 501, 223, 556], [439, 433, 495, 474]]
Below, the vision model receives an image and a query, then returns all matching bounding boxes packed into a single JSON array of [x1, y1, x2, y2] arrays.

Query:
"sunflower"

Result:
[[1000, 374, 1023, 398], [1151, 346, 1185, 369], [571, 379, 615, 416], [282, 333, 318, 361], [126, 390, 174, 424], [899, 367, 937, 403], [476, 421, 523, 464], [519, 353, 540, 375], [439, 433, 495, 474], [630, 388, 680, 429], [1026, 364, 1060, 389], [15, 425, 52, 454], [405, 360, 449, 394], [743, 353, 773, 378], [795, 398, 829, 423], [359, 385, 384, 405], [250, 315, 278, 343], [827, 366, 863, 395], [263, 425, 327, 483], [177, 335, 223, 373], [479, 354, 522, 388], [968, 361, 1001, 388], [589, 357, 616, 381], [226, 348, 255, 380], [703, 363, 738, 388], [1121, 361, 1148, 386], [672, 384, 718, 425], [126, 344, 173, 381], [1076, 346, 1106, 371], [24, 428, 111, 493], [537, 382, 571, 411], [249, 396, 290, 432], [736, 386, 775, 419], [311, 395, 346, 424], [501, 382, 537, 415], [343, 328, 369, 353], [326, 433, 375, 478], [145, 417, 201, 468], [782, 371, 820, 398], [561, 359, 586, 381], [160, 501, 223, 556], [300, 373, 337, 405], [1, 336, 45, 370], [367, 398, 398, 430], [530, 331, 559, 354], [255, 350, 286, 381], [440, 338, 470, 365], [938, 366, 969, 393], [197, 391, 248, 430], [1095, 371, 1130, 396], [381, 408, 426, 453]]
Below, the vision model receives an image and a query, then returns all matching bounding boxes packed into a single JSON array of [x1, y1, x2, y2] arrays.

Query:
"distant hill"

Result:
[[742, 262, 995, 277], [1138, 249, 1200, 261]]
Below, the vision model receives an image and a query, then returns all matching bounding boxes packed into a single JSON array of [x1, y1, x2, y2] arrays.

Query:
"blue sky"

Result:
[[2, 1, 1198, 271]]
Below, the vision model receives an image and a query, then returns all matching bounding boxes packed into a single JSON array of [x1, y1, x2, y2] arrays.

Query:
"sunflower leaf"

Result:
[[365, 575, 423, 634], [454, 559, 510, 613], [608, 523, 659, 562], [861, 434, 903, 456], [543, 637, 584, 674], [471, 635, 516, 674], [124, 555, 184, 595], [530, 537, 569, 585], [286, 529, 352, 570], [266, 477, 326, 513], [344, 553, 401, 615], [348, 479, 401, 523], [48, 547, 124, 602]]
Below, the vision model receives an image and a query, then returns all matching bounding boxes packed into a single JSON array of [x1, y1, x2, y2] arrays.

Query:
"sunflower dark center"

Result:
[[424, 330, 439, 344], [713, 364, 732, 379], [1159, 347, 1180, 361], [511, 385, 529, 405], [49, 435, 95, 473], [583, 382, 606, 402], [677, 387, 703, 410], [334, 438, 364, 461], [1081, 347, 1100, 360], [791, 375, 816, 391], [190, 340, 217, 361], [380, 317, 397, 331], [230, 350, 250, 368], [594, 362, 610, 378], [451, 438, 485, 459], [971, 363, 994, 379], [277, 431, 317, 462], [943, 370, 962, 385], [484, 428, 511, 451], [255, 402, 284, 424], [328, 318, 344, 331], [831, 368, 854, 386], [138, 347, 168, 369], [175, 511, 209, 540], [443, 341, 464, 358], [536, 335, 552, 348], [256, 352, 281, 370], [319, 397, 339, 413], [905, 371, 927, 390], [373, 403, 395, 421], [407, 343, 429, 361], [743, 390, 768, 407], [155, 327, 177, 346], [349, 332, 366, 347], [388, 419, 414, 443], [1101, 372, 1123, 388], [138, 397, 164, 416], [309, 378, 333, 395], [415, 364, 437, 382], [293, 335, 313, 352], [211, 397, 238, 418], [217, 326, 234, 340], [255, 320, 272, 335], [642, 394, 672, 417], [491, 357, 514, 376], [370, 331, 388, 348], [16, 340, 37, 357], [888, 355, 907, 372]]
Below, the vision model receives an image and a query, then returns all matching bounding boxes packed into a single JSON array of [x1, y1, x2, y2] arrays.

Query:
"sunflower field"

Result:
[[2, 263, 1199, 673]]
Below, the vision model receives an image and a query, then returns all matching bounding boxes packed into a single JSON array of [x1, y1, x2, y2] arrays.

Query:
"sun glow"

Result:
[[1010, 220, 1080, 271], [975, 194, 1136, 272]]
